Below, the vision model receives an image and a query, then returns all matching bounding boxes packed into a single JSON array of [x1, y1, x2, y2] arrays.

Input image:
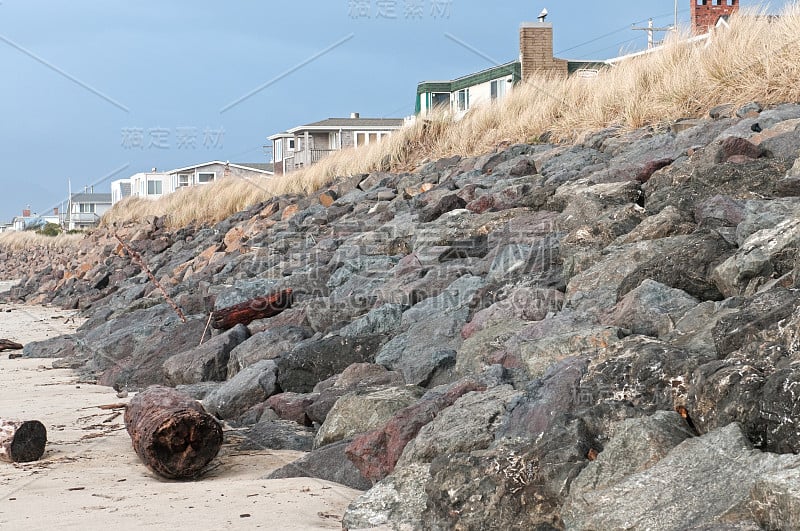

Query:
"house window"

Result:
[[197, 172, 216, 184], [456, 89, 469, 112], [431, 92, 450, 110], [79, 203, 95, 214], [274, 139, 283, 161], [355, 131, 389, 148], [329, 132, 340, 150], [288, 138, 295, 151], [490, 79, 507, 100], [147, 180, 162, 195], [177, 174, 191, 187]]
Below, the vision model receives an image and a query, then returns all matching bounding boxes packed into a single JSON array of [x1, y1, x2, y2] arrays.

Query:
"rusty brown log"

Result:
[[210, 288, 293, 330], [124, 386, 223, 480], [0, 419, 47, 463], [0, 339, 23, 352]]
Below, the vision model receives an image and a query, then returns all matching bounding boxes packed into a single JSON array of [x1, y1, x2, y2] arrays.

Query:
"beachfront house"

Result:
[[66, 192, 111, 230], [10, 208, 61, 232], [416, 21, 603, 118], [128, 170, 170, 201], [166, 161, 273, 192], [111, 178, 132, 205], [269, 114, 406, 175]]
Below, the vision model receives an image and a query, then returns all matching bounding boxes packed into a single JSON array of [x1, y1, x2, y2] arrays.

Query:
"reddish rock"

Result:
[[267, 392, 318, 426], [318, 190, 338, 208], [281, 204, 299, 221], [466, 195, 495, 214], [635, 158, 674, 184], [717, 137, 765, 163], [259, 201, 280, 218], [345, 380, 486, 481]]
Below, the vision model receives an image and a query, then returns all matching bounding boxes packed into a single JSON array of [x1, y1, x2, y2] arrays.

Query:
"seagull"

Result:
[[538, 8, 548, 22]]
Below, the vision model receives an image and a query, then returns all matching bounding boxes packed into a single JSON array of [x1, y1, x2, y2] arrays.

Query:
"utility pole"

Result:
[[632, 18, 674, 49]]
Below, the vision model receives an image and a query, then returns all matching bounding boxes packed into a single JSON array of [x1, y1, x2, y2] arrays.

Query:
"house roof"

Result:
[[416, 61, 523, 105], [233, 162, 274, 172], [71, 193, 112, 203], [167, 161, 274, 175], [285, 117, 405, 134]]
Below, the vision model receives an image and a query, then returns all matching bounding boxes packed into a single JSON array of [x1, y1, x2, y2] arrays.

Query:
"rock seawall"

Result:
[[6, 102, 800, 529]]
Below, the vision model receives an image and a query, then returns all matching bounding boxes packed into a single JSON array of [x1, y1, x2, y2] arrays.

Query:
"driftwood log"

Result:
[[0, 419, 47, 463], [211, 288, 293, 330], [124, 386, 223, 480], [0, 340, 23, 352]]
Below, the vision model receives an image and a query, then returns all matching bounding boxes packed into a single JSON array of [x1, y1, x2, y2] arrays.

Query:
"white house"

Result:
[[129, 171, 170, 201], [111, 178, 132, 205], [165, 161, 273, 192], [66, 193, 111, 230]]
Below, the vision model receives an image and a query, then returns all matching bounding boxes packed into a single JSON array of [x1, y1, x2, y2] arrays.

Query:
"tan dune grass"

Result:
[[102, 5, 800, 229]]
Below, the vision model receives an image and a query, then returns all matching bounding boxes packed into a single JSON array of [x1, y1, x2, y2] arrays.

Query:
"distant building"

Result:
[[66, 192, 112, 230], [111, 178, 132, 204], [129, 171, 170, 201], [165, 161, 273, 192], [11, 207, 61, 232], [416, 22, 602, 118], [269, 114, 406, 175], [111, 162, 274, 205], [692, 0, 739, 35]]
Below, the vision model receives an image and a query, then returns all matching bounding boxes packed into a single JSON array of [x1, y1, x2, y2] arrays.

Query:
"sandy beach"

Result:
[[0, 292, 361, 530]]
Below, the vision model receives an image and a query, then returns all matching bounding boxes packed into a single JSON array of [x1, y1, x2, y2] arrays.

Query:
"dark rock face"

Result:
[[265, 439, 372, 491], [162, 324, 250, 385], [276, 334, 386, 393], [7, 105, 800, 529]]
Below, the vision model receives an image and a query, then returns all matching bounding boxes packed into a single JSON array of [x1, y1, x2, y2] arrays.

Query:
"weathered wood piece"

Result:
[[124, 386, 223, 479], [0, 419, 47, 463], [210, 288, 293, 330], [0, 339, 23, 352]]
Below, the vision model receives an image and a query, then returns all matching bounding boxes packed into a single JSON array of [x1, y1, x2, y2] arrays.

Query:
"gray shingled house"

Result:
[[268, 113, 405, 175]]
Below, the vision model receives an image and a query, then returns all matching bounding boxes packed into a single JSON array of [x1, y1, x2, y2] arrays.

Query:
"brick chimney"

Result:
[[691, 0, 739, 35], [22, 209, 31, 217], [519, 22, 568, 82]]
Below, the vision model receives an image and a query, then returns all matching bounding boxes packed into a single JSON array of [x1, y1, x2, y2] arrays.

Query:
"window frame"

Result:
[[197, 172, 216, 184]]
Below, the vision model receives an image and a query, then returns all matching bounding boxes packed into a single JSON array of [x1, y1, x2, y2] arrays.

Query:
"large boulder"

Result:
[[162, 324, 250, 385], [226, 325, 310, 377], [202, 359, 278, 419], [313, 385, 424, 449], [562, 423, 800, 530], [276, 334, 386, 393], [265, 439, 372, 491]]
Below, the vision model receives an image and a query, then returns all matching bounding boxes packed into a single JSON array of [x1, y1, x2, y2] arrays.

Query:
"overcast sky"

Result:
[[0, 0, 789, 221]]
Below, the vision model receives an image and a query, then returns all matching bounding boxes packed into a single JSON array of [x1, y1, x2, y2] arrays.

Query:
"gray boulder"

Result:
[[265, 439, 372, 491], [203, 359, 278, 419], [226, 325, 310, 377], [163, 324, 250, 385], [313, 385, 424, 449], [562, 423, 800, 531], [276, 334, 386, 393], [604, 279, 699, 338]]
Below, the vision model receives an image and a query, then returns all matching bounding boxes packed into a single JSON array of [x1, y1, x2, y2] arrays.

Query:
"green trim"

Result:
[[416, 61, 521, 96], [567, 61, 608, 74]]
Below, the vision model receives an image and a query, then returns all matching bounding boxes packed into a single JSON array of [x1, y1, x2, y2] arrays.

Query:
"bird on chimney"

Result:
[[538, 8, 548, 22]]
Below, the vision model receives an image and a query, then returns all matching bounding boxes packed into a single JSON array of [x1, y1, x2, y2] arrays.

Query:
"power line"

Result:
[[556, 8, 689, 56]]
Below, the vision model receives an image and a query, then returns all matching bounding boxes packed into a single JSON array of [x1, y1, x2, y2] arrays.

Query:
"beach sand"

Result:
[[0, 298, 362, 530]]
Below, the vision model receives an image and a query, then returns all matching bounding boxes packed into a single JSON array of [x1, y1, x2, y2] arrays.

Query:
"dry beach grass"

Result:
[[97, 5, 800, 230]]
